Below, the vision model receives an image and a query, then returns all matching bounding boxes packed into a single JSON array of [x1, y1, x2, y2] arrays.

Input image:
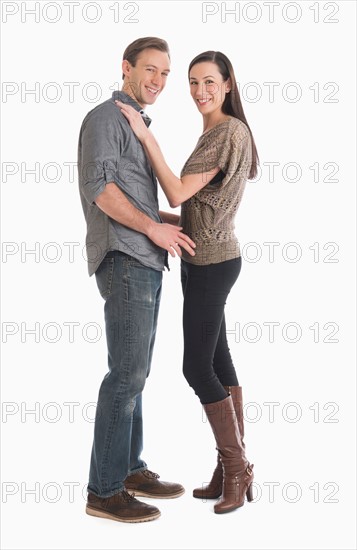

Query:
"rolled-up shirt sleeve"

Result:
[[78, 105, 122, 205]]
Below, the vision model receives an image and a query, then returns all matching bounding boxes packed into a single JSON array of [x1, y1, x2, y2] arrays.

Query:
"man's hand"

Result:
[[147, 223, 196, 257], [95, 183, 195, 257]]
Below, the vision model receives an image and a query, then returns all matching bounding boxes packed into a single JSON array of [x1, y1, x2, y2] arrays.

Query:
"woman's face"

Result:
[[189, 61, 230, 115]]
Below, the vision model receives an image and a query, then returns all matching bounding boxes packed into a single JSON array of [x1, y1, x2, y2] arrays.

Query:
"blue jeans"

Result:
[[88, 251, 162, 498]]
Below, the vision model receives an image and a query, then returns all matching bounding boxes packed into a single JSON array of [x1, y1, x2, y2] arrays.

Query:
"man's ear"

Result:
[[122, 59, 131, 78]]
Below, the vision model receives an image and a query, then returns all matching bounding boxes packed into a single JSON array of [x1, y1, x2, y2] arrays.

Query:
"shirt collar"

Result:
[[112, 91, 152, 127]]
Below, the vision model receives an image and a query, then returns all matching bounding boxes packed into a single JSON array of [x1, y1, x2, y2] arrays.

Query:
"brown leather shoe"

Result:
[[125, 469, 185, 499], [86, 490, 161, 523]]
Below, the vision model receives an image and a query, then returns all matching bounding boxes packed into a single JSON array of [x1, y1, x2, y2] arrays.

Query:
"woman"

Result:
[[116, 50, 259, 514]]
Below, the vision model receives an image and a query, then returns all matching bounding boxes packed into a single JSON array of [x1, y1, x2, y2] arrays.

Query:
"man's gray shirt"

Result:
[[78, 90, 167, 276]]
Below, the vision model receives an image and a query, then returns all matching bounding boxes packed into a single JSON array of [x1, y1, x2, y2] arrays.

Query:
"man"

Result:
[[77, 37, 195, 523]]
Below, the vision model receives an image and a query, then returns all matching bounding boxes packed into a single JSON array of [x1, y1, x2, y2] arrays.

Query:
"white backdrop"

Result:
[[1, 1, 356, 549]]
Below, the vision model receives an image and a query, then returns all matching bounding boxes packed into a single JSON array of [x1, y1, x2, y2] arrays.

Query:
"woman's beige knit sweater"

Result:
[[180, 117, 252, 265]]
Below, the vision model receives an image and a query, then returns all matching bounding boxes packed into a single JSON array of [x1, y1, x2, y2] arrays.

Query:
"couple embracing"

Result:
[[78, 36, 259, 523]]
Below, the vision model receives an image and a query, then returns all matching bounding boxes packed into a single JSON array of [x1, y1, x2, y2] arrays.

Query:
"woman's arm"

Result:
[[116, 101, 220, 207], [142, 131, 220, 208], [159, 210, 180, 225]]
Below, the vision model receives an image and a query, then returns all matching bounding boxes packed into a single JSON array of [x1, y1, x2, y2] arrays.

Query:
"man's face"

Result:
[[122, 48, 171, 108]]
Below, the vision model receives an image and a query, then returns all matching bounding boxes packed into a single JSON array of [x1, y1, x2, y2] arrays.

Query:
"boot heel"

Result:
[[246, 483, 254, 502]]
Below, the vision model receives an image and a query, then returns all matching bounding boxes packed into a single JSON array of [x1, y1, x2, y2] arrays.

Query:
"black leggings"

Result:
[[181, 257, 241, 405]]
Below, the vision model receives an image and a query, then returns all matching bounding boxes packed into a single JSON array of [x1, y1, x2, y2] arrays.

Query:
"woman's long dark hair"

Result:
[[189, 51, 259, 179]]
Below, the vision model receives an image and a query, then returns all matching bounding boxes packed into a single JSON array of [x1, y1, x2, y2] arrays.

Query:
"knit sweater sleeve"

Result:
[[181, 118, 252, 188]]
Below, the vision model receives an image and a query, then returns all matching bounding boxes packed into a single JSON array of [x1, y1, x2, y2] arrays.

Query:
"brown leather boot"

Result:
[[227, 386, 246, 449], [192, 385, 246, 499], [86, 490, 161, 523], [203, 395, 254, 514], [192, 454, 223, 499]]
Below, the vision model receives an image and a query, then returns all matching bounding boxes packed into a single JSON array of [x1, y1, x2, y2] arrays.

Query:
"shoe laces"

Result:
[[143, 469, 160, 479], [121, 490, 136, 502]]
